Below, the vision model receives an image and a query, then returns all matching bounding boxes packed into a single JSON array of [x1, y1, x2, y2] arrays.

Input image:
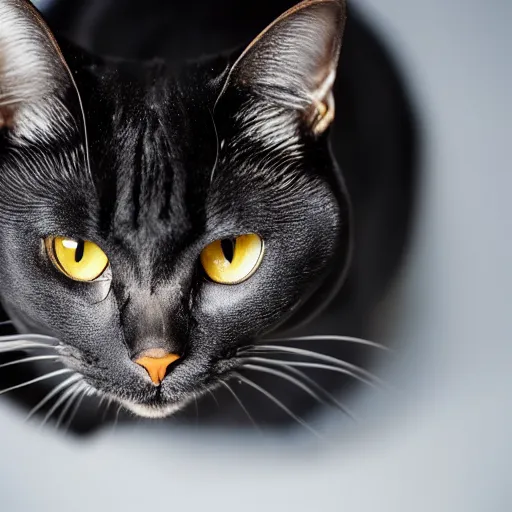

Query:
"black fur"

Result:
[[0, 0, 417, 433]]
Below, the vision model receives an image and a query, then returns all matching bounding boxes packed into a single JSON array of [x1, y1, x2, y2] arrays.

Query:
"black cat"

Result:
[[0, 0, 417, 433]]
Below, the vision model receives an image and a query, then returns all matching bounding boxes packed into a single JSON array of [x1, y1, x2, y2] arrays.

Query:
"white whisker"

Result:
[[112, 404, 123, 431], [241, 355, 381, 389], [101, 396, 113, 422], [240, 345, 387, 388], [26, 374, 81, 421], [219, 380, 260, 432], [97, 393, 106, 410], [40, 380, 82, 429], [56, 383, 84, 429], [0, 342, 55, 354], [194, 396, 199, 427], [208, 107, 220, 184], [244, 363, 328, 407], [64, 384, 88, 432], [207, 388, 220, 409], [265, 334, 389, 351], [232, 371, 321, 438], [0, 368, 71, 396], [0, 334, 58, 355], [0, 334, 58, 343], [53, 39, 93, 182], [0, 355, 59, 369], [280, 364, 358, 421], [243, 362, 356, 420]]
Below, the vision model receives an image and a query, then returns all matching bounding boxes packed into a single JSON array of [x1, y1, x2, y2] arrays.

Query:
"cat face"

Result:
[[0, 0, 349, 417]]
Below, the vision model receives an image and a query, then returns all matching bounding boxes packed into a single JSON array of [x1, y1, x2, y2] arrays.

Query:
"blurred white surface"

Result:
[[1, 0, 510, 510]]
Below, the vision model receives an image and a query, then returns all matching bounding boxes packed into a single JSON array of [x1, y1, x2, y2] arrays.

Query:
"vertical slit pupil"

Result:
[[74, 240, 85, 263], [221, 238, 235, 263]]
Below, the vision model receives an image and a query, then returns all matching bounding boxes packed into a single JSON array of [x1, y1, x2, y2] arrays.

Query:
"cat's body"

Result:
[[0, 0, 417, 432]]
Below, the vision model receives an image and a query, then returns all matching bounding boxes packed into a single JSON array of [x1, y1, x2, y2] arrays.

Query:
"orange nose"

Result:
[[135, 351, 180, 385]]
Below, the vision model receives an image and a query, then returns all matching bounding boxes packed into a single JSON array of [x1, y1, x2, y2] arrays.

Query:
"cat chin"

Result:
[[120, 399, 186, 419]]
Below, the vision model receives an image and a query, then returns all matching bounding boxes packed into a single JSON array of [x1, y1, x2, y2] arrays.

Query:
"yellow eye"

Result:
[[200, 234, 264, 284], [45, 236, 109, 282]]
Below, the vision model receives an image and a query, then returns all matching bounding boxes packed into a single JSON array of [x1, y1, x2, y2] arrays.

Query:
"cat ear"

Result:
[[225, 0, 346, 135], [0, 0, 75, 139]]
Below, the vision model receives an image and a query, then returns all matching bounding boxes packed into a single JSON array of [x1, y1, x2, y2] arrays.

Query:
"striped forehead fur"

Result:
[[110, 105, 191, 234]]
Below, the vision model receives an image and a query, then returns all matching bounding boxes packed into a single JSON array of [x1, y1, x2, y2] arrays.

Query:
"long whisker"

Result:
[[283, 364, 359, 420], [0, 342, 55, 354], [246, 360, 356, 420], [240, 345, 387, 388], [0, 334, 58, 354], [263, 335, 389, 351], [0, 334, 58, 344], [0, 355, 59, 369], [243, 363, 330, 408], [101, 397, 114, 422], [64, 384, 88, 433], [194, 395, 199, 427], [208, 107, 220, 184], [0, 368, 71, 396], [113, 404, 123, 430], [207, 389, 220, 409], [0, 320, 13, 327], [55, 40, 93, 181], [97, 394, 106, 410], [26, 374, 81, 421], [243, 363, 355, 420], [219, 380, 260, 432], [40, 380, 83, 429], [232, 372, 321, 438], [56, 383, 84, 429], [241, 356, 381, 389]]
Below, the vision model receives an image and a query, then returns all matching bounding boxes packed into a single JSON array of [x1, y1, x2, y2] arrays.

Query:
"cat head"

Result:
[[0, 0, 349, 418]]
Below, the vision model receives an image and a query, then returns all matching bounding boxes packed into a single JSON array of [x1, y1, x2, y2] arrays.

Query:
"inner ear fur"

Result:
[[0, 0, 75, 139], [221, 0, 347, 135]]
